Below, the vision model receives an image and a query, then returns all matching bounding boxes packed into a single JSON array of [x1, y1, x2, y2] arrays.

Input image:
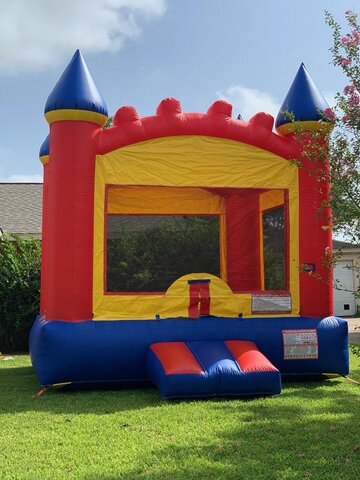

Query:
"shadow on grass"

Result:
[[0, 362, 358, 418], [0, 365, 162, 415], [80, 392, 360, 480], [1, 361, 359, 480], [82, 391, 360, 480]]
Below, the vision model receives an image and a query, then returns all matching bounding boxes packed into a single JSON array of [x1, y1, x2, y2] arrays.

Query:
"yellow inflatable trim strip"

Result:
[[39, 154, 49, 165], [276, 120, 333, 136], [45, 109, 108, 126]]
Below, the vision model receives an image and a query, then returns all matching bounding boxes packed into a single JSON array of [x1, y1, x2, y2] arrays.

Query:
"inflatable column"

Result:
[[39, 135, 50, 315], [43, 50, 108, 321], [275, 63, 333, 317]]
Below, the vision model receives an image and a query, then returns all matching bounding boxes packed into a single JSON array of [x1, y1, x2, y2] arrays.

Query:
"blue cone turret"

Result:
[[275, 63, 331, 135], [44, 50, 108, 126]]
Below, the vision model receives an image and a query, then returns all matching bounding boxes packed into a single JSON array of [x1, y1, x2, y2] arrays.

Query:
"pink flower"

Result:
[[324, 108, 336, 121], [342, 114, 351, 123], [341, 58, 352, 66], [349, 94, 360, 107], [344, 84, 356, 95], [345, 10, 352, 15], [352, 35, 360, 44], [341, 33, 360, 45]]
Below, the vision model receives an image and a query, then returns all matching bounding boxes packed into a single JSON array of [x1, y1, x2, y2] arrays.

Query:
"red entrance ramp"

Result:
[[147, 340, 281, 399]]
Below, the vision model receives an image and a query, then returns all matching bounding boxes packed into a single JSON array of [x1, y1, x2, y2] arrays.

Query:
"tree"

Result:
[[0, 233, 41, 352], [291, 10, 360, 301], [106, 216, 220, 292], [324, 9, 360, 246]]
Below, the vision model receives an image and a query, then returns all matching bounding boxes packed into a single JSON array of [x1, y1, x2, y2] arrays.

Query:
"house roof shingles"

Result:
[[0, 183, 42, 237], [333, 239, 360, 250]]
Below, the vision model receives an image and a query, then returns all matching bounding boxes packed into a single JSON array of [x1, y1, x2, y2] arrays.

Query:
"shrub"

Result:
[[0, 233, 41, 352]]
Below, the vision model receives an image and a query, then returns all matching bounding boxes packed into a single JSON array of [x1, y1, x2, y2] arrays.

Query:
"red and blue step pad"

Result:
[[147, 340, 281, 399]]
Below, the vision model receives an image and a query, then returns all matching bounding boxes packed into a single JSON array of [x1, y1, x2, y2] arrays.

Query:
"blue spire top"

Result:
[[44, 50, 108, 123], [275, 63, 331, 134], [39, 134, 49, 158]]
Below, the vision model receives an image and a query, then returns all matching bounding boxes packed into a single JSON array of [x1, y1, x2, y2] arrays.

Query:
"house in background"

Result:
[[333, 240, 360, 316], [0, 182, 358, 315]]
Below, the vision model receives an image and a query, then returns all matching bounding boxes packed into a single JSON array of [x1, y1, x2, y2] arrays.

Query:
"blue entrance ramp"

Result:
[[147, 340, 281, 399]]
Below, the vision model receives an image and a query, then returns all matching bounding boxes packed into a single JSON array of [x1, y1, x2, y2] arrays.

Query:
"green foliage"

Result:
[[0, 233, 41, 352], [289, 11, 360, 244], [107, 216, 220, 292], [323, 11, 360, 244], [264, 249, 285, 290], [324, 11, 360, 297], [263, 207, 285, 290], [287, 11, 360, 298], [102, 116, 113, 130], [350, 343, 360, 357]]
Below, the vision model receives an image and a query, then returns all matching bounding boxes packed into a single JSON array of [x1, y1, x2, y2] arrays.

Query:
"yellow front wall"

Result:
[[93, 135, 299, 320]]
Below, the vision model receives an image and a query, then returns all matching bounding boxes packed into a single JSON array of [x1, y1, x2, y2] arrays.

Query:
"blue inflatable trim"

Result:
[[39, 134, 49, 158], [29, 315, 349, 390], [275, 63, 330, 128], [44, 50, 108, 116]]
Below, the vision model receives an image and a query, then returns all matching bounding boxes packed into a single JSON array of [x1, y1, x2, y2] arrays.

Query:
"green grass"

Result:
[[0, 352, 359, 480]]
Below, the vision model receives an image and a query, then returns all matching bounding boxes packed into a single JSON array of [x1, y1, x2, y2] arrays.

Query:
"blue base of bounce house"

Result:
[[29, 315, 349, 398]]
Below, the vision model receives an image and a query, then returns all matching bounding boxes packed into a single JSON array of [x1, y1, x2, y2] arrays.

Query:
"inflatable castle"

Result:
[[30, 51, 348, 398]]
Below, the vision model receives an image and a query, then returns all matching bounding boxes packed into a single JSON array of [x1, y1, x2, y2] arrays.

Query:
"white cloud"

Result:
[[0, 174, 43, 183], [217, 85, 281, 121], [0, 0, 167, 73]]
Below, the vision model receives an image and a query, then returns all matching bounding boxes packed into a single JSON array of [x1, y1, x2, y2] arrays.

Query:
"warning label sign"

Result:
[[282, 329, 318, 360], [252, 294, 291, 313]]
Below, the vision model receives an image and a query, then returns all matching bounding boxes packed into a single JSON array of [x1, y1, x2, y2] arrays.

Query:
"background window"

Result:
[[262, 206, 286, 290], [106, 215, 220, 292]]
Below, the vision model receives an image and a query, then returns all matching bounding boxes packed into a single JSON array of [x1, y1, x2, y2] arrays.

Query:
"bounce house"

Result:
[[30, 51, 349, 398]]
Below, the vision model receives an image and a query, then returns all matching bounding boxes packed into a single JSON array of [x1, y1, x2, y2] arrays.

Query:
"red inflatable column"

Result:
[[299, 154, 333, 317], [43, 50, 108, 321], [274, 63, 334, 318], [45, 121, 99, 321], [39, 137, 50, 316]]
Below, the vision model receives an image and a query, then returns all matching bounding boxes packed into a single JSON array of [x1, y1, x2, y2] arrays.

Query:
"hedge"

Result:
[[0, 233, 40, 352]]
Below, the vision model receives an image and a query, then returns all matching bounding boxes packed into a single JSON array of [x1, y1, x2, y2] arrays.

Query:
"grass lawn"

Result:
[[0, 350, 359, 480]]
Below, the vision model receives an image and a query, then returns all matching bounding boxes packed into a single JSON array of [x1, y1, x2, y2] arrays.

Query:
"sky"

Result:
[[0, 0, 358, 183]]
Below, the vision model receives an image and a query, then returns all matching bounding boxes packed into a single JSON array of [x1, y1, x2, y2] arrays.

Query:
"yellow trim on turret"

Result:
[[276, 120, 333, 136], [39, 154, 49, 165], [45, 109, 108, 126]]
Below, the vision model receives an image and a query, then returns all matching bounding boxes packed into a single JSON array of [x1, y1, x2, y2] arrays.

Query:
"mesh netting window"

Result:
[[106, 215, 220, 292], [262, 206, 286, 290]]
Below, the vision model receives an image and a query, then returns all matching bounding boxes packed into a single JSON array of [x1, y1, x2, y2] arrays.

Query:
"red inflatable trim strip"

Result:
[[188, 282, 210, 318], [96, 98, 301, 160], [225, 340, 278, 373], [150, 342, 204, 375]]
